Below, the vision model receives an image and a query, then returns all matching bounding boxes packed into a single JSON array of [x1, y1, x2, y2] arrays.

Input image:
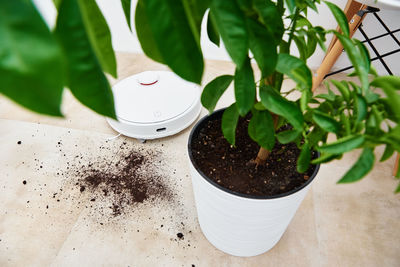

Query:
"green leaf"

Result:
[[306, 31, 318, 58], [312, 110, 340, 133], [182, 0, 209, 44], [300, 90, 311, 112], [142, 0, 204, 83], [325, 1, 349, 36], [395, 182, 400, 193], [121, 0, 132, 31], [234, 57, 256, 116], [55, 0, 116, 119], [311, 153, 340, 164], [285, 0, 296, 14], [318, 135, 365, 154], [201, 75, 233, 113], [78, 0, 117, 77], [222, 103, 239, 146], [277, 129, 302, 144], [248, 110, 275, 150], [355, 94, 367, 122], [293, 35, 307, 62], [135, 0, 164, 63], [206, 11, 220, 46], [247, 18, 277, 78], [0, 0, 64, 116], [260, 85, 304, 130], [380, 144, 394, 162], [338, 148, 375, 183], [335, 34, 369, 91], [253, 0, 284, 43], [395, 156, 400, 178], [210, 0, 248, 67], [308, 126, 327, 146], [276, 54, 312, 90], [297, 142, 311, 173], [371, 76, 400, 90], [371, 76, 400, 121], [331, 80, 350, 102]]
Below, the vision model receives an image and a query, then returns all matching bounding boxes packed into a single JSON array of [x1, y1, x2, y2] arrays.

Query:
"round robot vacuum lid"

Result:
[[113, 71, 199, 124]]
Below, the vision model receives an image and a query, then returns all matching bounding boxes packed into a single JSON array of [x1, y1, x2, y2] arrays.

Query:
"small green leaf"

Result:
[[311, 153, 339, 164], [210, 0, 248, 67], [248, 110, 275, 150], [247, 18, 277, 78], [260, 85, 304, 130], [143, 0, 204, 83], [55, 0, 116, 119], [371, 76, 400, 121], [308, 126, 327, 147], [254, 102, 267, 111], [222, 103, 240, 146], [201, 75, 233, 113], [234, 57, 256, 116], [395, 182, 400, 193], [331, 80, 350, 102], [335, 34, 369, 91], [206, 11, 220, 46], [276, 54, 312, 90], [0, 0, 64, 116], [318, 135, 365, 154], [300, 90, 311, 112], [355, 94, 367, 122], [297, 142, 311, 173], [380, 144, 394, 162], [371, 76, 400, 90], [285, 0, 296, 14], [121, 0, 132, 30], [312, 110, 340, 133], [277, 129, 302, 144], [135, 0, 164, 63], [338, 148, 375, 183], [78, 0, 117, 77], [325, 1, 349, 36]]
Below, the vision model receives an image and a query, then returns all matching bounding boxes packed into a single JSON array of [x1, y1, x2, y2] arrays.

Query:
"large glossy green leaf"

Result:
[[0, 0, 64, 116], [234, 57, 256, 116], [253, 0, 284, 43], [222, 103, 240, 146], [210, 0, 248, 67], [260, 85, 304, 130], [247, 18, 277, 78], [78, 0, 117, 77], [121, 0, 132, 30], [206, 11, 220, 46], [297, 142, 311, 173], [277, 129, 302, 144], [338, 148, 375, 183], [135, 0, 164, 63], [142, 0, 204, 84], [55, 0, 116, 119], [201, 75, 233, 113], [182, 0, 209, 43], [248, 110, 275, 150], [312, 110, 340, 133], [276, 54, 312, 90], [325, 1, 349, 36], [318, 135, 365, 154]]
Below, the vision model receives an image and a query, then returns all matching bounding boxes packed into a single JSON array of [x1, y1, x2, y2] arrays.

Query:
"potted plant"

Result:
[[132, 0, 400, 256]]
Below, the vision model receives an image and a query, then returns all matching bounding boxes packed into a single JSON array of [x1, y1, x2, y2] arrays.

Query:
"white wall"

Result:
[[34, 0, 400, 75]]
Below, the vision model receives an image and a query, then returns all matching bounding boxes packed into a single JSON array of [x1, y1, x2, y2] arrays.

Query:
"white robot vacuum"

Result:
[[107, 71, 202, 140]]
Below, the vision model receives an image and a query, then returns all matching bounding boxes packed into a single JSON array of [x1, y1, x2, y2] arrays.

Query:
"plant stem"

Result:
[[287, 8, 300, 48], [253, 111, 280, 165]]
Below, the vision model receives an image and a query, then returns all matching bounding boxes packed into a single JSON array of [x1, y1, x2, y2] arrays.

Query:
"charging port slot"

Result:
[[156, 127, 166, 132]]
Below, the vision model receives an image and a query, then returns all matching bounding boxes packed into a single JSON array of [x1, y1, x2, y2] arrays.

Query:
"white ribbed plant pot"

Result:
[[188, 109, 319, 257]]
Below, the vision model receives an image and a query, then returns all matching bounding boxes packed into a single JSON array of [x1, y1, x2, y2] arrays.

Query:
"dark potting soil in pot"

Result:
[[191, 114, 318, 196]]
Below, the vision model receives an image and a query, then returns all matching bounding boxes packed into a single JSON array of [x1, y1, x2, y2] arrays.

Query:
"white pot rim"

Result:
[[188, 108, 320, 200]]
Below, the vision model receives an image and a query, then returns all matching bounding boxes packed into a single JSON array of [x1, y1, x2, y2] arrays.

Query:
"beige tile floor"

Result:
[[0, 53, 399, 266]]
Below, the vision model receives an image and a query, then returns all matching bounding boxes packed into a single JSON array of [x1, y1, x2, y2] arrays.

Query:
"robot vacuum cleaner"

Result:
[[106, 71, 202, 140]]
